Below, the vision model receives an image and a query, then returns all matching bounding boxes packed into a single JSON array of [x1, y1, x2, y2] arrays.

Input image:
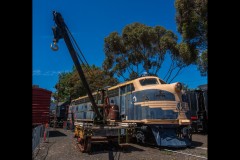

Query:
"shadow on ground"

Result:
[[48, 130, 67, 137], [189, 141, 204, 148], [86, 142, 144, 155], [155, 141, 204, 151], [131, 140, 204, 151]]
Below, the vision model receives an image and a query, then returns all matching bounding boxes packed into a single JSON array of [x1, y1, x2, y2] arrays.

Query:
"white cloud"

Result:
[[33, 70, 70, 76]]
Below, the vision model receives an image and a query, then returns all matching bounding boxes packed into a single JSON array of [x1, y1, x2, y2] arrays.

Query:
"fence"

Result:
[[32, 124, 45, 152]]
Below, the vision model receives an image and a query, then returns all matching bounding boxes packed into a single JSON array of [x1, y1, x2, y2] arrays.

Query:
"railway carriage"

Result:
[[182, 89, 208, 133]]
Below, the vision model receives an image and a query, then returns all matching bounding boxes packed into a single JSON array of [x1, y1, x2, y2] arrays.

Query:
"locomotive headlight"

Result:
[[175, 82, 182, 91]]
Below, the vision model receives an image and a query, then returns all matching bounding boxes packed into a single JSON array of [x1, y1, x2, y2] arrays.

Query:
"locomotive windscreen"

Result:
[[139, 78, 159, 86]]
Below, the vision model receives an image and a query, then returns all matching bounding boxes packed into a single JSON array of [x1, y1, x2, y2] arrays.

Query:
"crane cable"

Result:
[[65, 25, 95, 78], [65, 25, 105, 89]]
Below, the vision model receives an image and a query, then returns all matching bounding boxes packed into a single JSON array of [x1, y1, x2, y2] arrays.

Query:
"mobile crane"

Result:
[[50, 11, 135, 152]]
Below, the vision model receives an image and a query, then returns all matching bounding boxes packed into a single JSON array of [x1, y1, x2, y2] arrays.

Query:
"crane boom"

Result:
[[50, 11, 102, 121]]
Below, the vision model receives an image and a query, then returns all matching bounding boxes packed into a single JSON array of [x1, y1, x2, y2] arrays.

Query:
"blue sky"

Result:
[[33, 0, 207, 92]]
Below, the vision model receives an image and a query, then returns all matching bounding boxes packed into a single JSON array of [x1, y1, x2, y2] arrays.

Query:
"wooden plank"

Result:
[[123, 119, 179, 124], [141, 119, 179, 124], [122, 120, 142, 123]]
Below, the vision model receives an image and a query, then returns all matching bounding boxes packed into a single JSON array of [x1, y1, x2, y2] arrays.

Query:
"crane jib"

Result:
[[51, 11, 103, 122]]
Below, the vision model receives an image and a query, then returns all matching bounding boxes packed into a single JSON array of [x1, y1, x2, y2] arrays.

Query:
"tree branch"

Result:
[[163, 58, 174, 80], [169, 67, 184, 83]]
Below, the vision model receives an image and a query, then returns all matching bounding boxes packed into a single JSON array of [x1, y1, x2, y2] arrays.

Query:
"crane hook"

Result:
[[50, 42, 58, 51]]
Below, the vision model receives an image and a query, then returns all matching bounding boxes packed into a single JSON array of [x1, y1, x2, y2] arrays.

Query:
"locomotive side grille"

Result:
[[134, 101, 178, 110]]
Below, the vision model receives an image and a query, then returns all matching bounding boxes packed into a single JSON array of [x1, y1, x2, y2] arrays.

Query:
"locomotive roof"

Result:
[[71, 76, 163, 102]]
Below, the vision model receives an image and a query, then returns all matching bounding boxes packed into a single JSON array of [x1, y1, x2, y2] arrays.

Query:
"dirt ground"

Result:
[[33, 128, 207, 160]]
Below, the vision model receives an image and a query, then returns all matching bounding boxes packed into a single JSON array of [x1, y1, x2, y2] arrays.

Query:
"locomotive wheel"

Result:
[[135, 131, 145, 143], [77, 137, 91, 153]]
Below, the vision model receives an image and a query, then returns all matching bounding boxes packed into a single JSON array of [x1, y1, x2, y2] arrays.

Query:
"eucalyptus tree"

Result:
[[175, 0, 208, 76], [103, 22, 191, 82]]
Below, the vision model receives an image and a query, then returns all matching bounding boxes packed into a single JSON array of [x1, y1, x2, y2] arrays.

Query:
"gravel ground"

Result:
[[33, 128, 207, 160]]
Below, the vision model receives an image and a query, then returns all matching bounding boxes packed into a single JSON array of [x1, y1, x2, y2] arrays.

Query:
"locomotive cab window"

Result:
[[107, 88, 119, 97], [126, 83, 135, 92], [120, 83, 135, 95], [159, 78, 167, 84], [139, 78, 159, 86]]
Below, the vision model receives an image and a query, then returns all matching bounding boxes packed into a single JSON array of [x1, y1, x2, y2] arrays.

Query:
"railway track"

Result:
[[195, 147, 207, 150], [163, 148, 207, 159]]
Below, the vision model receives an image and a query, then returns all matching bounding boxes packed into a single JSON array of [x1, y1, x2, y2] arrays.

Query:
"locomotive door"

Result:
[[119, 84, 134, 120], [120, 86, 127, 120]]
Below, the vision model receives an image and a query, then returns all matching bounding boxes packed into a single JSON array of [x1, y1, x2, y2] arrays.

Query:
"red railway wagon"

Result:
[[32, 86, 52, 126]]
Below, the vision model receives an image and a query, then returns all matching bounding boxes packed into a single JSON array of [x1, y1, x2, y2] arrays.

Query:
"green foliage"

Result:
[[175, 0, 208, 75], [54, 65, 118, 101], [177, 42, 198, 65], [175, 0, 207, 47], [53, 72, 73, 101], [103, 22, 187, 81], [197, 49, 208, 76]]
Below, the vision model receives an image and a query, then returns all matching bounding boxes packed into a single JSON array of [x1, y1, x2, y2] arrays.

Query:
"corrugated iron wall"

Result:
[[32, 87, 52, 125]]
